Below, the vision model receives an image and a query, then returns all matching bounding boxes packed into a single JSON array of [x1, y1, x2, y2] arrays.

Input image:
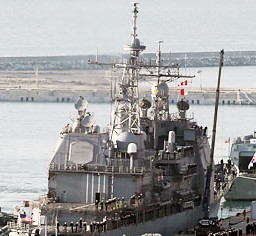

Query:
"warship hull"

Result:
[[7, 202, 221, 236], [92, 203, 220, 236], [36, 200, 220, 236], [224, 175, 256, 201]]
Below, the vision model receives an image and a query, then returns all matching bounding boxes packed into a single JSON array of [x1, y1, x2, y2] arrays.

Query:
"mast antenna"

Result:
[[210, 49, 224, 168], [202, 49, 224, 220]]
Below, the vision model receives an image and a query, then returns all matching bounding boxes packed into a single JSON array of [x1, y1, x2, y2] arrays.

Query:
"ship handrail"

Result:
[[49, 163, 146, 175], [39, 191, 203, 235], [105, 196, 201, 232], [157, 148, 194, 161], [7, 197, 200, 236], [156, 151, 182, 161], [169, 111, 195, 120], [234, 139, 253, 144], [7, 221, 28, 232], [237, 173, 256, 180]]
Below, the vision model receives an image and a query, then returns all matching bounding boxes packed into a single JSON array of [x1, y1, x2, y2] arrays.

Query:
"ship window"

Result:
[[197, 100, 200, 104], [222, 100, 225, 105], [227, 100, 230, 105]]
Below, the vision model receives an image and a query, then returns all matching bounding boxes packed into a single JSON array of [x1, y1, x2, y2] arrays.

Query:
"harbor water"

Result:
[[0, 100, 255, 217]]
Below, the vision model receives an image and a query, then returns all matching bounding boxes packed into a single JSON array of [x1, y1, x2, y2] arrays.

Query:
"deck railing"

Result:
[[49, 163, 145, 175]]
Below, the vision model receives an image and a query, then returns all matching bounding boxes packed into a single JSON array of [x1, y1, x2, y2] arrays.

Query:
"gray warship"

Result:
[[224, 132, 256, 200], [7, 3, 235, 236]]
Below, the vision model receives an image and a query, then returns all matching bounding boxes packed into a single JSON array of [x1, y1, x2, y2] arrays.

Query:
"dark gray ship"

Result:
[[224, 132, 256, 201], [7, 3, 235, 236]]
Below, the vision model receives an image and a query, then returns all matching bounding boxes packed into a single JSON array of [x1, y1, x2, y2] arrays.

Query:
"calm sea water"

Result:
[[0, 99, 255, 217], [0, 0, 256, 56]]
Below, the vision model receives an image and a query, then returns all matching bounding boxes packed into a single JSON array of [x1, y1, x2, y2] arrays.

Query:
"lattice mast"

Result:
[[110, 3, 146, 139]]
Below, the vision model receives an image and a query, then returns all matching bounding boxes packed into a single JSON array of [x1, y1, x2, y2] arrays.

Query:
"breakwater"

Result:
[[1, 51, 256, 71]]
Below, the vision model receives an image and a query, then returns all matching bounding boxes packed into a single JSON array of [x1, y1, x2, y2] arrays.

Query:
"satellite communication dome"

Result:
[[81, 114, 95, 128], [75, 96, 88, 111], [127, 143, 137, 154]]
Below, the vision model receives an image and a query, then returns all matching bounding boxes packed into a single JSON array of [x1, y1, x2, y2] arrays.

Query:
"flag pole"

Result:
[[228, 137, 231, 159]]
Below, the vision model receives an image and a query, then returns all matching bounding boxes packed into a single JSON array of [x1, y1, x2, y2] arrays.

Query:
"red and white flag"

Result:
[[178, 80, 188, 96], [248, 152, 256, 169], [224, 137, 230, 143], [178, 80, 188, 87]]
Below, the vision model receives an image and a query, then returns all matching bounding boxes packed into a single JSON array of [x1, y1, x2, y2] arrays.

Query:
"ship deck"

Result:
[[173, 210, 254, 235]]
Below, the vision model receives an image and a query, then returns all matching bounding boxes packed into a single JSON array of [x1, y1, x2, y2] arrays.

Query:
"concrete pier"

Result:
[[1, 87, 256, 105], [0, 70, 255, 104]]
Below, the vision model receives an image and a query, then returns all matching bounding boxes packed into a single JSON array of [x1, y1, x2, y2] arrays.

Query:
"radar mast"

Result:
[[110, 3, 145, 141]]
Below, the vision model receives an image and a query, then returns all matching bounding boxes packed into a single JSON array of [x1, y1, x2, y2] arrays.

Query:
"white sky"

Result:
[[0, 0, 255, 56]]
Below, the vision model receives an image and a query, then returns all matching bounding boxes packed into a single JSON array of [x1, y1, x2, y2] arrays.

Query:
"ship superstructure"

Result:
[[9, 3, 236, 236]]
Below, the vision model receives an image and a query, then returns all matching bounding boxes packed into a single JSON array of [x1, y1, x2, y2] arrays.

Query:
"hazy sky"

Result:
[[0, 0, 255, 56]]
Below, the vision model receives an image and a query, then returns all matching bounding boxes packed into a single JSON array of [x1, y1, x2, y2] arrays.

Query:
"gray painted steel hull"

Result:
[[95, 202, 220, 236], [224, 175, 256, 200]]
